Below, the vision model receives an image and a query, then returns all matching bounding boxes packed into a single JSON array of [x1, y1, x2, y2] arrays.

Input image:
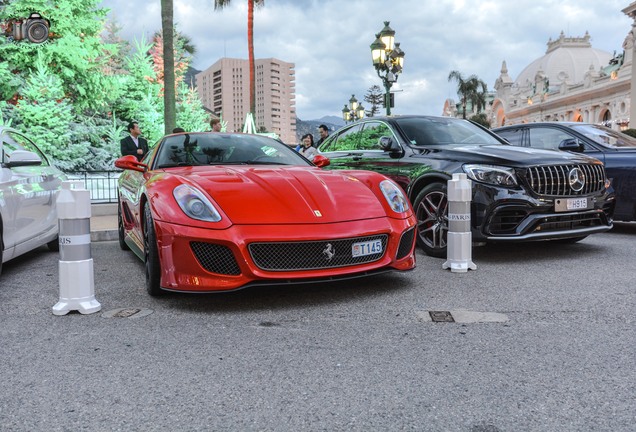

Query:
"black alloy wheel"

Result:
[[414, 183, 449, 258], [143, 203, 163, 296], [118, 201, 130, 251]]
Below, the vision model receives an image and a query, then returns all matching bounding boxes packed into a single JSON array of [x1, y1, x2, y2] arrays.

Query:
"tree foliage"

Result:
[[469, 113, 491, 129], [364, 85, 383, 117], [621, 128, 636, 138], [0, 0, 116, 111], [448, 70, 488, 119], [15, 52, 84, 170], [0, 1, 215, 170]]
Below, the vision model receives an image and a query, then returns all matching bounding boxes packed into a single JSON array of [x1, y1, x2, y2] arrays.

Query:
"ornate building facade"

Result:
[[444, 2, 636, 131]]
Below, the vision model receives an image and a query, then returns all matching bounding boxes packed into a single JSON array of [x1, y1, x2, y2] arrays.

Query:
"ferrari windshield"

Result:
[[569, 124, 636, 149], [154, 133, 309, 168], [394, 117, 503, 147]]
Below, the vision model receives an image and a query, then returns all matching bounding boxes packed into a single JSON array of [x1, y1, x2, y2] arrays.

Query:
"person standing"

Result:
[[315, 124, 330, 147], [298, 133, 317, 160], [210, 118, 222, 132], [120, 121, 148, 161]]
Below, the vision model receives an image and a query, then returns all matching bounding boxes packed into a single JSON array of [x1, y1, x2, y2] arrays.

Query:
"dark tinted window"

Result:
[[155, 133, 308, 168], [395, 117, 501, 146], [495, 129, 524, 146], [528, 128, 575, 150], [570, 124, 636, 148]]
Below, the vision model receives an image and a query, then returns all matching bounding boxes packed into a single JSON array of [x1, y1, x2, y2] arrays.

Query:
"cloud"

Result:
[[101, 0, 632, 121]]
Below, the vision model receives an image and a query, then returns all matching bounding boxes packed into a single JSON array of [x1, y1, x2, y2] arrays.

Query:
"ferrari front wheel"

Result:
[[143, 203, 163, 296]]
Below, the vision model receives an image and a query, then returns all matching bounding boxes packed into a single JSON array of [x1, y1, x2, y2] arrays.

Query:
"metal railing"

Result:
[[64, 170, 121, 203]]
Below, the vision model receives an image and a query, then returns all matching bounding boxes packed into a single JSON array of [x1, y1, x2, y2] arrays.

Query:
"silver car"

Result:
[[1, 126, 66, 275]]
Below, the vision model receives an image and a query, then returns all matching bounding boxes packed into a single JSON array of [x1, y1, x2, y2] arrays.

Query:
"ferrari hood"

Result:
[[176, 166, 388, 224]]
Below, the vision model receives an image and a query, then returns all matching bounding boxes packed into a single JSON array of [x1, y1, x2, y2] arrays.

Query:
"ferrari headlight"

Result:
[[379, 180, 409, 213], [463, 164, 518, 187], [173, 184, 222, 222]]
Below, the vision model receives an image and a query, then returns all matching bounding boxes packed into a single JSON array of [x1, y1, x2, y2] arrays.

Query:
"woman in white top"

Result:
[[298, 133, 317, 161]]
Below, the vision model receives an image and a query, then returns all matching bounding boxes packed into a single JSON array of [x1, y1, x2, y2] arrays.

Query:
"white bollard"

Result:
[[442, 173, 476, 273], [52, 181, 101, 315]]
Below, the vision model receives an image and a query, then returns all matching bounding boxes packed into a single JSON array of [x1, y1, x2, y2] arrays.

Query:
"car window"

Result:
[[570, 124, 636, 148], [2, 131, 50, 166], [155, 133, 308, 168], [495, 129, 525, 146], [396, 117, 500, 146], [358, 121, 395, 150], [528, 128, 582, 151], [321, 124, 363, 152]]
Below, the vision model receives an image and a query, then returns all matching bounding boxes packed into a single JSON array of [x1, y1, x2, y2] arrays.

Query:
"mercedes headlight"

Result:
[[173, 184, 222, 222], [379, 180, 410, 213], [463, 164, 518, 187]]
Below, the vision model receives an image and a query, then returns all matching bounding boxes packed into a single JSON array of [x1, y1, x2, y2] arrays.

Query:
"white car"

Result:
[[1, 126, 66, 275]]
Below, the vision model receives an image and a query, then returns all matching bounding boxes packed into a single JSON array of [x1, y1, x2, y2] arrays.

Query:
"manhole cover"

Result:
[[429, 311, 455, 322], [102, 308, 154, 319]]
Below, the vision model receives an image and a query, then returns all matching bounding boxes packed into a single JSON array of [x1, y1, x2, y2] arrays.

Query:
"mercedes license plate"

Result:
[[555, 197, 591, 212], [352, 239, 383, 257]]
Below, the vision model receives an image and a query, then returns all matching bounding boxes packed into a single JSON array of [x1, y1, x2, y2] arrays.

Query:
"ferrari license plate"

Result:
[[352, 239, 383, 257], [555, 197, 591, 212]]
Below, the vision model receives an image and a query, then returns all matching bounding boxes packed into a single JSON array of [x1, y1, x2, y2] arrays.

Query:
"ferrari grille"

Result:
[[190, 242, 241, 275], [524, 164, 605, 196], [396, 227, 415, 260], [248, 235, 388, 271]]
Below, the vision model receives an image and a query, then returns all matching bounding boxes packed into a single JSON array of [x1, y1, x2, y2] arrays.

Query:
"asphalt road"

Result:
[[1, 224, 635, 431]]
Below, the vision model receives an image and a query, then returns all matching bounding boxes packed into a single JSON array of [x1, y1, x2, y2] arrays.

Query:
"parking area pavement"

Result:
[[1, 222, 635, 431]]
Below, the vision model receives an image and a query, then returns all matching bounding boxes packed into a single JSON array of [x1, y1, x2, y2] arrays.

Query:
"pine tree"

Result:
[[119, 36, 164, 144], [176, 81, 209, 132], [364, 85, 384, 117], [0, 0, 116, 111], [15, 53, 88, 170]]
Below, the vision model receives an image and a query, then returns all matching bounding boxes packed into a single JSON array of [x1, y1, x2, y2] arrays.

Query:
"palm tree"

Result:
[[214, 0, 264, 115], [161, 0, 176, 134], [448, 70, 488, 119]]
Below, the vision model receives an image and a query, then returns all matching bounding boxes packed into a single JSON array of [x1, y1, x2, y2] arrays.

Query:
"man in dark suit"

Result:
[[315, 124, 330, 148], [120, 121, 148, 161]]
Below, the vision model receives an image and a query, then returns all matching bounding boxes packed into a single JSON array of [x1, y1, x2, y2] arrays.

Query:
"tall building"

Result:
[[443, 2, 636, 131], [195, 57, 296, 143]]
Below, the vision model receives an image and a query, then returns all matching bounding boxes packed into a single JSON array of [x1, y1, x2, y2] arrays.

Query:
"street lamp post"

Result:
[[342, 94, 365, 124], [370, 21, 405, 116]]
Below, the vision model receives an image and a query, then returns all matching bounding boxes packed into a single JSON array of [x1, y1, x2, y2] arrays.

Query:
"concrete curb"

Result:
[[91, 230, 118, 242], [90, 203, 118, 242]]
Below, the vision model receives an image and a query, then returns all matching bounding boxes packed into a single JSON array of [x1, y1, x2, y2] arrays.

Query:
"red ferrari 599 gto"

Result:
[[115, 132, 416, 295]]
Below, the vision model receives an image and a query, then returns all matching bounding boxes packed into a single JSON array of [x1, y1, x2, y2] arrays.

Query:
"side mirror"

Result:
[[558, 138, 584, 152], [379, 136, 404, 158], [115, 155, 147, 172], [312, 154, 330, 168], [4, 150, 42, 167]]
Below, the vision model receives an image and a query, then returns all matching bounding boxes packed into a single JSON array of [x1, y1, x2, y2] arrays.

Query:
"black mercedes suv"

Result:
[[317, 115, 615, 257]]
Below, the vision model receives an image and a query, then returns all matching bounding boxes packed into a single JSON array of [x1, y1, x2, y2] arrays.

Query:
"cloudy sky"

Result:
[[100, 0, 633, 121]]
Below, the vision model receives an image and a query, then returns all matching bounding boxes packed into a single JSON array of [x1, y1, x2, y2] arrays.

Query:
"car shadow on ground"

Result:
[[464, 238, 609, 265], [154, 271, 414, 314], [609, 221, 636, 234]]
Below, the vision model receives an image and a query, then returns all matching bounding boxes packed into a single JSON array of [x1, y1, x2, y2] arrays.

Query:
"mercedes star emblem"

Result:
[[568, 167, 586, 192]]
